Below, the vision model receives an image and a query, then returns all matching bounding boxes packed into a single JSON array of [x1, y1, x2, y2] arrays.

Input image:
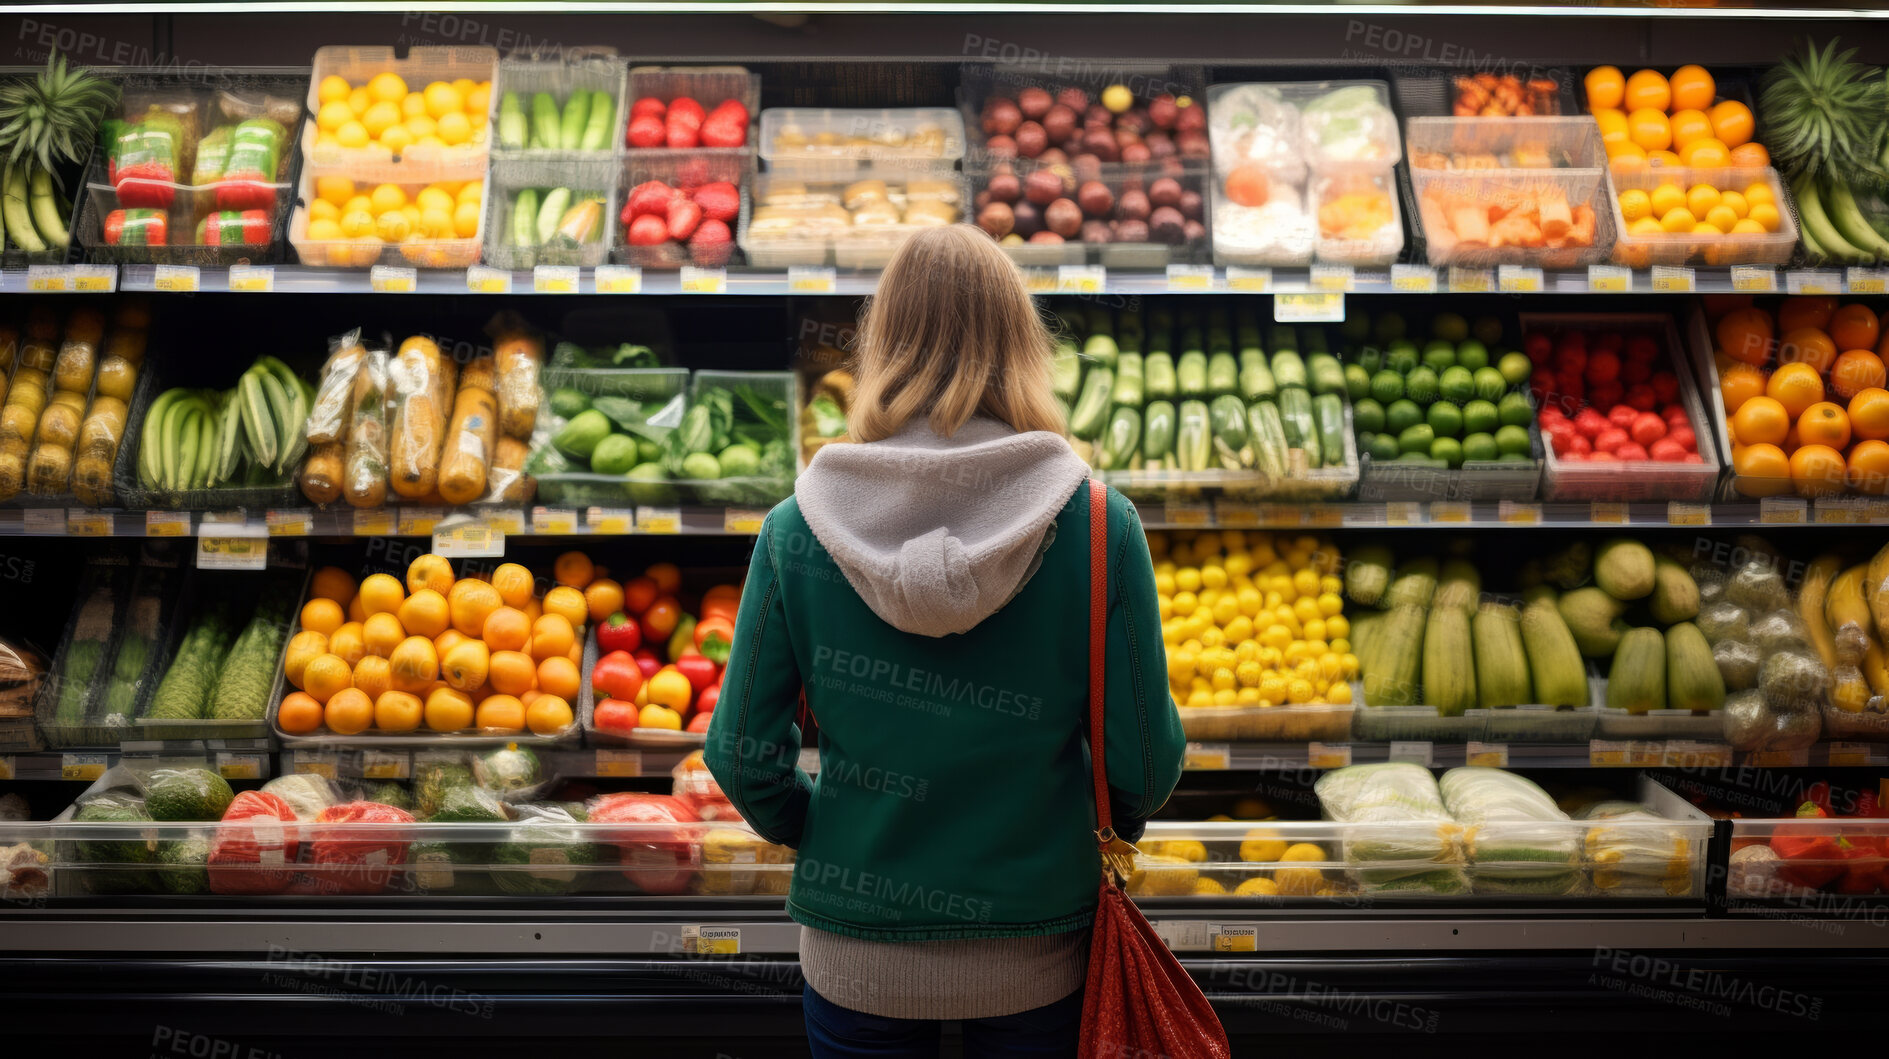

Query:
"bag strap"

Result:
[[1087, 478, 1112, 849]]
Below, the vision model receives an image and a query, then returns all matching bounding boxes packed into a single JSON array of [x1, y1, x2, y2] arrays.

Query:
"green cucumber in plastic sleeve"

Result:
[[1271, 350, 1308, 391], [1096, 406, 1141, 471], [1176, 351, 1207, 399], [1248, 400, 1289, 480], [1109, 353, 1143, 408], [1314, 393, 1347, 468], [1068, 366, 1114, 440], [1143, 352, 1176, 400], [1238, 350, 1275, 401], [1279, 387, 1321, 468], [1176, 400, 1211, 472], [1141, 401, 1175, 466], [1206, 352, 1238, 396]]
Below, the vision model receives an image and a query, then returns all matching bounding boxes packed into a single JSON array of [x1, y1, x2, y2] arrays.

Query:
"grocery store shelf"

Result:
[[0, 503, 771, 538], [1178, 739, 1889, 771]]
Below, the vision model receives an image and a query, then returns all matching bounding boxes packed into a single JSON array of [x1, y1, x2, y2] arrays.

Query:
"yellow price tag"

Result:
[[586, 507, 633, 534], [370, 265, 417, 293], [1306, 743, 1352, 769], [680, 267, 726, 293], [1730, 266, 1776, 293], [1847, 268, 1889, 295], [723, 508, 767, 534], [686, 927, 741, 955], [1666, 501, 1710, 526], [217, 753, 264, 780], [596, 750, 642, 777], [789, 267, 836, 293], [595, 265, 642, 293], [1183, 743, 1231, 770], [1225, 267, 1271, 293], [1465, 742, 1508, 768], [1587, 265, 1630, 292], [1211, 928, 1258, 952], [466, 265, 512, 294], [353, 510, 395, 536], [26, 265, 69, 291], [1057, 265, 1104, 293], [228, 265, 274, 292], [72, 265, 117, 292], [1498, 266, 1543, 293], [1390, 264, 1435, 292], [1498, 501, 1540, 524], [1650, 266, 1694, 292], [146, 511, 191, 537], [1590, 502, 1629, 524], [154, 265, 201, 292], [533, 265, 579, 293], [1166, 502, 1211, 527], [1166, 264, 1214, 291], [1308, 265, 1353, 292], [1759, 497, 1806, 524], [267, 510, 312, 537], [1431, 501, 1470, 524], [1448, 267, 1493, 293], [67, 511, 112, 537], [636, 506, 681, 534], [60, 754, 107, 781], [531, 507, 578, 535]]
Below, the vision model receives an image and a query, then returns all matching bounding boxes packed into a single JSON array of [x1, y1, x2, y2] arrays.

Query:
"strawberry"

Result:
[[666, 97, 706, 148], [627, 114, 666, 148], [627, 180, 678, 219], [627, 214, 670, 246], [689, 218, 733, 266], [691, 181, 740, 223], [667, 197, 703, 241], [699, 99, 748, 148], [630, 97, 668, 121]]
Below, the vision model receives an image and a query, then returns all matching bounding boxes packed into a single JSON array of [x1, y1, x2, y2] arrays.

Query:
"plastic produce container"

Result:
[[31, 557, 134, 749], [761, 107, 965, 182], [1176, 703, 1353, 742], [138, 562, 308, 742], [739, 168, 970, 269], [1722, 815, 1889, 909], [111, 364, 303, 512], [976, 158, 1213, 269], [627, 66, 761, 164], [1404, 117, 1613, 269], [489, 52, 629, 185], [955, 62, 1207, 171], [1357, 426, 1544, 503], [529, 367, 688, 508], [483, 170, 619, 269], [1472, 704, 1601, 743], [1352, 706, 1487, 743], [1311, 169, 1405, 267], [1527, 312, 1723, 501], [303, 45, 497, 182], [1606, 165, 1797, 268], [288, 167, 491, 269], [612, 151, 750, 270]]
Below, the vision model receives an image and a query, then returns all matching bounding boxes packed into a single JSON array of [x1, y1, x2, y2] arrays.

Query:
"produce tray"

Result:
[[610, 150, 752, 270], [110, 358, 303, 513], [482, 160, 620, 269], [761, 106, 963, 181], [1470, 704, 1600, 743], [489, 52, 630, 184], [136, 561, 308, 742], [302, 45, 497, 182], [1099, 403, 1359, 504], [628, 66, 761, 167], [578, 625, 705, 749], [1176, 703, 1352, 742], [1388, 68, 1582, 121], [1528, 312, 1723, 501], [738, 167, 971, 270], [1607, 165, 1798, 268], [1722, 815, 1889, 910], [1592, 706, 1725, 740], [956, 62, 1206, 174], [31, 555, 135, 749], [1818, 702, 1889, 742], [75, 71, 307, 266], [974, 157, 1214, 268], [1356, 422, 1544, 502], [286, 166, 492, 269], [1403, 117, 1614, 269], [1351, 706, 1486, 742]]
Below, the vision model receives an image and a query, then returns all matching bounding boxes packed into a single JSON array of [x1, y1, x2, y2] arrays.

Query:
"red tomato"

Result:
[[695, 684, 720, 715], [592, 649, 646, 700], [686, 711, 712, 733], [308, 801, 414, 895], [596, 612, 643, 653], [1629, 412, 1668, 446], [1625, 384, 1658, 411], [594, 698, 639, 732], [1607, 405, 1638, 430], [675, 654, 719, 694], [643, 596, 681, 639], [622, 576, 659, 615]]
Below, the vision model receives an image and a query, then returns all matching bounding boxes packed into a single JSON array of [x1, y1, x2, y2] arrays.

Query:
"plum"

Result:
[[1082, 128, 1120, 162], [1029, 230, 1065, 244], [987, 171, 1021, 204], [1042, 104, 1078, 145], [1046, 198, 1084, 238], [1120, 142, 1151, 164], [1179, 189, 1203, 221], [1148, 95, 1179, 129], [1018, 87, 1053, 119], [1149, 177, 1183, 209], [1117, 188, 1152, 222], [977, 201, 1015, 238], [1024, 168, 1064, 206], [986, 134, 1017, 160], [1150, 206, 1185, 244], [1115, 218, 1150, 243], [1011, 200, 1043, 237], [1014, 121, 1048, 158], [982, 98, 1022, 137], [1080, 219, 1112, 243], [1077, 180, 1114, 217], [1176, 130, 1210, 159], [1056, 87, 1089, 112]]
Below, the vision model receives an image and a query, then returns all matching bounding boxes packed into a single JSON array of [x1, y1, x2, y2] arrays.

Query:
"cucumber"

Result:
[[1176, 400, 1211, 472], [1206, 352, 1238, 396], [1313, 393, 1347, 468], [1238, 349, 1276, 401], [558, 92, 591, 154], [1096, 406, 1142, 471], [1279, 387, 1321, 468], [1141, 401, 1176, 466], [1307, 353, 1347, 395], [1109, 352, 1144, 408], [498, 91, 528, 149], [1271, 349, 1308, 390], [1209, 394, 1250, 469], [1068, 366, 1115, 440], [1051, 341, 1085, 403], [581, 91, 616, 152], [1176, 351, 1207, 398], [1144, 352, 1177, 400], [530, 93, 560, 148], [1247, 400, 1289, 480], [513, 188, 539, 247], [536, 187, 571, 245]]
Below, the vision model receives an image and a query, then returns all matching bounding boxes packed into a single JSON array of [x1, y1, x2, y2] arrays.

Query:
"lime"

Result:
[[1340, 315, 1372, 343], [1495, 424, 1532, 457], [1429, 436, 1464, 468], [1397, 451, 1440, 464], [1473, 316, 1505, 346], [1344, 363, 1373, 400], [718, 443, 762, 477], [1462, 399, 1499, 435], [1426, 401, 1463, 438], [1462, 432, 1499, 463], [1497, 351, 1533, 387], [1497, 452, 1533, 463], [1456, 339, 1489, 371], [1373, 312, 1408, 344], [1369, 370, 1404, 404], [1473, 366, 1508, 402], [1421, 340, 1456, 372], [1438, 365, 1475, 404], [681, 451, 723, 479], [1353, 398, 1385, 434], [1432, 312, 1469, 343], [1497, 390, 1535, 427], [1367, 434, 1401, 462], [1385, 399, 1423, 434], [1397, 423, 1435, 454], [1385, 340, 1418, 374], [1405, 366, 1439, 405], [1354, 345, 1383, 375]]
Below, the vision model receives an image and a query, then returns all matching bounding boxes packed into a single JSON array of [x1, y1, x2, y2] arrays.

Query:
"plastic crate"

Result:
[[530, 367, 690, 507], [1722, 815, 1889, 908], [1356, 423, 1544, 503], [1607, 165, 1797, 268], [489, 52, 629, 184], [1405, 117, 1612, 269], [761, 106, 964, 182], [303, 45, 496, 181], [1528, 312, 1723, 501], [1391, 69, 1580, 121], [627, 65, 760, 164], [1472, 704, 1601, 743], [1351, 706, 1487, 742], [2, 307, 150, 510], [956, 62, 1207, 173], [579, 621, 706, 750], [973, 158, 1212, 268], [31, 557, 134, 749], [483, 168, 618, 269], [611, 151, 750, 270], [287, 166, 491, 269], [739, 167, 969, 270]]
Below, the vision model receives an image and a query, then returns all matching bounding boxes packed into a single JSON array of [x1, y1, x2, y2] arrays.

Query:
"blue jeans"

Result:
[[803, 982, 1084, 1058]]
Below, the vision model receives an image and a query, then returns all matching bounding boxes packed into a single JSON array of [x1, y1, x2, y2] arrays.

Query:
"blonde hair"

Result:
[[847, 224, 1068, 443]]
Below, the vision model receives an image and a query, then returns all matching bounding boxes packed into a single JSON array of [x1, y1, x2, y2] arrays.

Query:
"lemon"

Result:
[[362, 100, 402, 138], [1618, 189, 1651, 221], [377, 209, 414, 242], [455, 183, 483, 209], [1749, 203, 1780, 231], [336, 120, 371, 149], [1154, 571, 1176, 595], [405, 114, 437, 140], [423, 81, 463, 119], [1744, 182, 1774, 206], [318, 74, 352, 105], [452, 200, 482, 238], [1240, 831, 1287, 862], [380, 125, 414, 154], [401, 93, 428, 119], [369, 183, 408, 214], [308, 199, 340, 223], [369, 71, 409, 104], [1629, 216, 1665, 236], [1731, 218, 1766, 234], [414, 134, 447, 150], [1326, 681, 1353, 704], [1649, 183, 1686, 216], [1200, 564, 1228, 590], [1718, 189, 1749, 219], [307, 217, 343, 241], [1659, 207, 1697, 233], [1286, 678, 1314, 704], [316, 99, 354, 133], [400, 204, 422, 228], [348, 86, 371, 116], [316, 175, 356, 207], [1234, 877, 1280, 897], [343, 194, 374, 216], [436, 111, 472, 146], [340, 208, 378, 239], [1175, 567, 1201, 592], [1705, 205, 1738, 233], [1685, 184, 1720, 217]]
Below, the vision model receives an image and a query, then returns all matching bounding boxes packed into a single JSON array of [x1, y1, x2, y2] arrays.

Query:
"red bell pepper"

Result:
[[694, 683, 720, 716], [596, 612, 642, 654], [195, 210, 270, 246], [694, 615, 735, 666], [632, 647, 661, 679], [1772, 801, 1845, 890], [103, 208, 167, 247], [675, 653, 719, 695], [592, 649, 645, 701]]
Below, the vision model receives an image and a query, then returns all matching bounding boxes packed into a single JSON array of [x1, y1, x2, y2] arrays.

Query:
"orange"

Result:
[[489, 650, 537, 695], [645, 562, 682, 595], [584, 578, 625, 622], [310, 566, 357, 605], [1720, 363, 1768, 414], [278, 691, 324, 735], [1766, 362, 1826, 418], [1708, 99, 1753, 147], [284, 630, 330, 690], [1668, 109, 1712, 149], [1847, 439, 1889, 494], [406, 553, 454, 596], [442, 639, 490, 692], [1733, 443, 1793, 497], [328, 622, 367, 666], [543, 586, 587, 630], [1778, 328, 1838, 374], [519, 689, 542, 711], [1677, 138, 1728, 168], [476, 695, 526, 733], [300, 598, 345, 637], [374, 690, 424, 733], [526, 694, 574, 736], [482, 606, 531, 652], [1623, 69, 1671, 112], [1606, 141, 1647, 167], [1798, 401, 1852, 448], [1594, 108, 1629, 146], [347, 593, 367, 624], [424, 686, 475, 732], [1646, 149, 1682, 169], [434, 628, 471, 660], [324, 687, 373, 735], [1717, 308, 1775, 366], [396, 588, 450, 639], [1790, 444, 1849, 497], [1669, 65, 1715, 111], [1731, 395, 1790, 445], [1585, 65, 1625, 110], [537, 655, 581, 700], [1849, 388, 1889, 440], [304, 653, 356, 704], [490, 562, 536, 608], [530, 613, 576, 662], [389, 635, 440, 691], [1627, 108, 1671, 152], [646, 668, 694, 712], [554, 550, 594, 588], [1729, 142, 1770, 168], [1779, 296, 1838, 333], [1831, 304, 1881, 352], [1832, 349, 1888, 399], [352, 654, 393, 701], [448, 578, 503, 637], [357, 572, 406, 616], [362, 611, 406, 658], [521, 597, 543, 624]]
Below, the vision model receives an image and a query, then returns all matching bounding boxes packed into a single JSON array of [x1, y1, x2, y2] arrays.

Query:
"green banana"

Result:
[[257, 356, 307, 472], [239, 368, 277, 470], [212, 388, 244, 485], [192, 399, 217, 488], [1794, 176, 1870, 265], [1822, 178, 1889, 261], [138, 388, 182, 488], [255, 369, 291, 472], [160, 395, 196, 490], [175, 406, 202, 493]]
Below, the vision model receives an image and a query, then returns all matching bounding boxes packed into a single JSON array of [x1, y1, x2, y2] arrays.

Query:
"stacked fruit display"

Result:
[[1526, 320, 1705, 466], [618, 177, 738, 265], [1153, 530, 1356, 711], [972, 82, 1208, 166], [1615, 176, 1780, 238], [304, 175, 484, 247], [1711, 296, 1889, 496], [1815, 547, 1889, 731], [0, 304, 146, 504], [1340, 311, 1536, 469], [589, 563, 739, 737], [1583, 64, 1761, 171], [624, 95, 747, 150], [273, 551, 615, 739], [312, 71, 490, 158]]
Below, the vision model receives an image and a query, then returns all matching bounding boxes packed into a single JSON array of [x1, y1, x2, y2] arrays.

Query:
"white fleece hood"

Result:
[[794, 416, 1091, 638]]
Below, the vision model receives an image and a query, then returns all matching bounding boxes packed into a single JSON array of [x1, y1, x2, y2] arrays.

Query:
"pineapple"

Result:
[[1760, 38, 1887, 182], [0, 54, 115, 173]]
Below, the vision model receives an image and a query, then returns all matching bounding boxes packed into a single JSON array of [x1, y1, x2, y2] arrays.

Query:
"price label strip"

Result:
[[586, 507, 634, 534], [433, 516, 504, 558], [1590, 501, 1630, 525], [788, 266, 836, 293], [1225, 267, 1271, 293], [1587, 265, 1631, 292], [72, 264, 117, 292], [595, 749, 642, 777], [26, 265, 70, 291], [1847, 268, 1889, 295], [1166, 264, 1215, 291], [1182, 743, 1231, 770], [1390, 264, 1436, 293], [22, 509, 61, 535], [397, 506, 446, 536], [1308, 265, 1354, 292], [682, 926, 741, 956], [533, 265, 580, 293], [1730, 266, 1777, 293], [66, 510, 112, 537], [1057, 265, 1104, 293], [61, 753, 108, 781], [227, 265, 274, 292], [531, 507, 578, 535], [197, 524, 268, 570], [1210, 926, 1258, 953], [1497, 265, 1543, 293], [216, 752, 266, 780], [1214, 501, 1262, 528], [1759, 497, 1806, 524], [1650, 266, 1694, 292], [1165, 501, 1211, 527], [1498, 501, 1540, 524], [1667, 501, 1710, 526], [1786, 270, 1842, 295], [146, 511, 191, 537], [1306, 742, 1351, 769], [370, 265, 417, 292], [723, 507, 767, 534], [1465, 741, 1509, 767], [594, 265, 642, 293], [361, 750, 410, 780], [636, 506, 681, 534], [153, 265, 201, 292], [1430, 501, 1470, 524], [1388, 741, 1434, 766], [353, 509, 395, 536], [293, 752, 340, 779]]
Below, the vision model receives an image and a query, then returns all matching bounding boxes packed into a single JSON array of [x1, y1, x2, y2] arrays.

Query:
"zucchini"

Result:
[[1364, 603, 1426, 707], [1271, 349, 1308, 391], [1473, 602, 1534, 709], [1247, 400, 1288, 480], [1209, 394, 1249, 468], [1313, 393, 1346, 468], [1239, 349, 1276, 401], [1206, 352, 1238, 396], [1082, 331, 1119, 369], [1520, 599, 1590, 707], [1423, 604, 1477, 717], [1307, 352, 1346, 395], [1068, 366, 1115, 440], [1142, 401, 1176, 466], [1110, 352, 1144, 408], [1051, 341, 1085, 403], [1144, 352, 1177, 401], [1096, 406, 1142, 471], [1176, 351, 1207, 398], [1175, 400, 1211, 472], [512, 188, 539, 247], [1278, 387, 1321, 468]]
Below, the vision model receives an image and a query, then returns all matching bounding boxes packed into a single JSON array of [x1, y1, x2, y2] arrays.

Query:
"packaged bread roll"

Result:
[[307, 329, 368, 445], [485, 436, 535, 504], [344, 346, 390, 508], [437, 384, 496, 506], [488, 318, 542, 440], [388, 336, 445, 499]]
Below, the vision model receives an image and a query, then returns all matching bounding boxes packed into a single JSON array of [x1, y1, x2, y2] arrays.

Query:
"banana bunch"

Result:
[[1803, 548, 1889, 714], [1792, 173, 1889, 264], [138, 357, 311, 495]]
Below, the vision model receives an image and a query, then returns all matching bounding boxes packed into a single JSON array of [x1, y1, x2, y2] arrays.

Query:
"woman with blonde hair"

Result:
[[706, 224, 1184, 1056]]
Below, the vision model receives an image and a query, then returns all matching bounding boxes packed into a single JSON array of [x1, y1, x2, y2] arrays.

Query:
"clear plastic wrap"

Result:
[[388, 335, 447, 501], [1299, 83, 1402, 169], [299, 329, 369, 505], [1575, 800, 1697, 897], [343, 344, 391, 508], [1314, 762, 1466, 893], [489, 314, 545, 441], [437, 357, 497, 506], [1439, 767, 1580, 891]]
